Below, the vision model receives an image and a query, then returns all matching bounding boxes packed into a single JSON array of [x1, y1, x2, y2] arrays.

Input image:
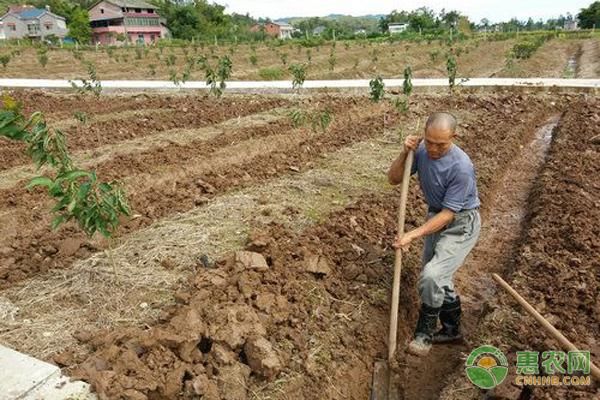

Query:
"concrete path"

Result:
[[0, 77, 599, 91], [0, 345, 94, 400]]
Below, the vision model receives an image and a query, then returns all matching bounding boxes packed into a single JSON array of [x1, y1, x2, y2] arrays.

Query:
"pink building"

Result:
[[88, 0, 169, 45]]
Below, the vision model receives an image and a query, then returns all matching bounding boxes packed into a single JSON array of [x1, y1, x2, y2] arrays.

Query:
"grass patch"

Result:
[[259, 67, 285, 80]]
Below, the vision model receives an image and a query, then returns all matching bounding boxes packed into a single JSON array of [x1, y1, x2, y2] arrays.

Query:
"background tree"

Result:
[[68, 7, 92, 43], [578, 1, 600, 28], [439, 9, 460, 28], [408, 7, 438, 32], [479, 18, 490, 30], [160, 2, 201, 40], [378, 10, 409, 33]]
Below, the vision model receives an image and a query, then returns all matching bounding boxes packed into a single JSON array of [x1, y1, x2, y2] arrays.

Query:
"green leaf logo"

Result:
[[465, 345, 509, 389]]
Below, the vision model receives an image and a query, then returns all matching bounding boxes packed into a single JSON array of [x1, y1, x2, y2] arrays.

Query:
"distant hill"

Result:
[[278, 13, 385, 24], [276, 13, 383, 33]]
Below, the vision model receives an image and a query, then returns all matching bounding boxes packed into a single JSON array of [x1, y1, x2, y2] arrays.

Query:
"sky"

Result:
[[219, 0, 592, 23]]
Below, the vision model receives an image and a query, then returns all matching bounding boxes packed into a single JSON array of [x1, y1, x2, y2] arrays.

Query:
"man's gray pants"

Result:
[[419, 209, 481, 308]]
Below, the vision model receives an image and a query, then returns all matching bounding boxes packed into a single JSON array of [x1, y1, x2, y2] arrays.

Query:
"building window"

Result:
[[148, 9, 154, 13], [121, 7, 126, 11], [45, 24, 52, 30], [150, 34, 155, 42], [9, 24, 16, 31], [100, 8, 104, 14], [125, 17, 159, 26], [135, 8, 141, 12]]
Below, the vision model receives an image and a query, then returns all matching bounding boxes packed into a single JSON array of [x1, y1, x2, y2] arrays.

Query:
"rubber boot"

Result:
[[432, 296, 463, 344], [407, 303, 440, 357]]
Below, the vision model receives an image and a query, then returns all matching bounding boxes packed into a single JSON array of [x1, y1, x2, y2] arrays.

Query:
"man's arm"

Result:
[[394, 209, 455, 249], [388, 149, 410, 185], [388, 135, 420, 185]]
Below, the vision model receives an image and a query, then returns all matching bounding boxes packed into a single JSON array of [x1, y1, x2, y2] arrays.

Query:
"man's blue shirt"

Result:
[[411, 143, 480, 212]]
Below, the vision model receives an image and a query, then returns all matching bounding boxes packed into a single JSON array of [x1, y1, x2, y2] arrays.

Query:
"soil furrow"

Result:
[[9, 91, 284, 120], [0, 96, 288, 171], [402, 115, 560, 400], [0, 106, 289, 190], [439, 98, 599, 400], [55, 96, 560, 400], [0, 98, 394, 286]]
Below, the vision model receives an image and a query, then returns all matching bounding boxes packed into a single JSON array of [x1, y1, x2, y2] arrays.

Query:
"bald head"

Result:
[[425, 112, 457, 135], [423, 112, 457, 159]]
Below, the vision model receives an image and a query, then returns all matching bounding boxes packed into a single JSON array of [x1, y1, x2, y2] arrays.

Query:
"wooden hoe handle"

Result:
[[492, 273, 600, 381], [388, 151, 414, 361]]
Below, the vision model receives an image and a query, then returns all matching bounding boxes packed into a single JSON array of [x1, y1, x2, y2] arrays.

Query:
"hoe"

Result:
[[371, 150, 414, 400]]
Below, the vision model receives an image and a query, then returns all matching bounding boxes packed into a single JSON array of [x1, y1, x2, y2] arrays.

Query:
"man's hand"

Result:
[[392, 209, 455, 251], [393, 231, 417, 251], [404, 135, 421, 152], [389, 135, 421, 185]]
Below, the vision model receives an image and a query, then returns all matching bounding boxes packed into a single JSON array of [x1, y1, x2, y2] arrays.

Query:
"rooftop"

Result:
[[1, 5, 66, 20], [17, 8, 45, 19], [99, 0, 158, 10]]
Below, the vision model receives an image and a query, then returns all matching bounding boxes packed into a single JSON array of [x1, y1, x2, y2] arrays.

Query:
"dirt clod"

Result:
[[244, 336, 282, 378], [58, 238, 82, 256], [304, 254, 332, 276], [234, 251, 269, 272], [209, 303, 266, 349], [217, 362, 251, 400], [195, 179, 216, 194]]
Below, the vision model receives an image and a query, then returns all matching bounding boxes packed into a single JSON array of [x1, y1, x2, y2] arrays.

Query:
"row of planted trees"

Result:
[[1, 31, 476, 78], [0, 25, 585, 72], [2, 29, 561, 86]]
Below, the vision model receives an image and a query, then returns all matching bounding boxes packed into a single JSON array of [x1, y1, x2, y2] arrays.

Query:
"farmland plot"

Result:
[[0, 90, 597, 400]]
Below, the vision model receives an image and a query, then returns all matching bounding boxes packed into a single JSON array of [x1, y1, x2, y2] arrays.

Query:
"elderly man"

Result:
[[387, 112, 481, 356]]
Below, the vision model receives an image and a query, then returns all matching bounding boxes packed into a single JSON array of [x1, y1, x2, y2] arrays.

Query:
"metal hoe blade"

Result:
[[371, 360, 401, 400], [370, 360, 389, 400]]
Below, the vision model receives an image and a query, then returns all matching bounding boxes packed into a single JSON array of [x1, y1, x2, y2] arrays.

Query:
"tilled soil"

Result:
[[10, 90, 168, 119], [41, 93, 570, 400], [443, 98, 599, 400], [0, 96, 395, 286], [0, 95, 288, 171], [0, 93, 554, 288], [9, 91, 287, 121]]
